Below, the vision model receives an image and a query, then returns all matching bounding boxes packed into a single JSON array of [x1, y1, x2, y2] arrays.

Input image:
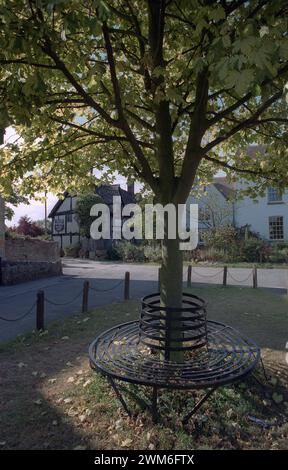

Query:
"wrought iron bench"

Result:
[[89, 293, 261, 424]]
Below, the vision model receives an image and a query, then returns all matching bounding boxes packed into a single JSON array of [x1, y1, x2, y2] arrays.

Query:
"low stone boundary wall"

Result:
[[5, 238, 59, 262], [1, 260, 62, 285]]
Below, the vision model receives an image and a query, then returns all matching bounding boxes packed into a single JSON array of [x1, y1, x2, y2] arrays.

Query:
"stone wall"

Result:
[[5, 238, 60, 262], [1, 238, 62, 285], [1, 260, 62, 285]]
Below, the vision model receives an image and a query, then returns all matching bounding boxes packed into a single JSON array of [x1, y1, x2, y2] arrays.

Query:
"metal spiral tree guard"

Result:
[[89, 293, 261, 424]]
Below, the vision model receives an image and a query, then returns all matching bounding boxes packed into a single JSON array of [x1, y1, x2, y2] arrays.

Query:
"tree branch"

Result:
[[204, 90, 283, 153], [48, 116, 154, 149], [41, 41, 118, 127], [102, 20, 158, 192], [207, 63, 288, 127], [0, 58, 57, 69], [202, 154, 276, 181]]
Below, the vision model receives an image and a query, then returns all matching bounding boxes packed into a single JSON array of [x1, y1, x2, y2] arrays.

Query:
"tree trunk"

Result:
[[159, 210, 184, 362]]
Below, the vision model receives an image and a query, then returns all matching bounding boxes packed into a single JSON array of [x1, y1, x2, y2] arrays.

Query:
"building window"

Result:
[[269, 216, 284, 240], [199, 207, 210, 222], [66, 213, 72, 223], [267, 187, 282, 203], [198, 229, 206, 245]]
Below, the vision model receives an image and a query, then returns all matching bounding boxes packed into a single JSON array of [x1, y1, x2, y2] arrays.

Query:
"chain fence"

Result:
[[0, 274, 129, 327], [187, 265, 258, 288], [227, 270, 253, 283], [0, 267, 258, 328], [89, 279, 124, 292], [192, 268, 223, 278], [44, 289, 84, 306], [0, 301, 37, 322]]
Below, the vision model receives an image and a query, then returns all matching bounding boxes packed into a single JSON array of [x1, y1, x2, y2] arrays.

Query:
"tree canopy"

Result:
[[74, 192, 104, 238], [9, 214, 45, 236], [0, 0, 287, 202]]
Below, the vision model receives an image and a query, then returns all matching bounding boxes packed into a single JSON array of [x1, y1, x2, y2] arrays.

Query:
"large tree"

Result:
[[0, 0, 288, 355]]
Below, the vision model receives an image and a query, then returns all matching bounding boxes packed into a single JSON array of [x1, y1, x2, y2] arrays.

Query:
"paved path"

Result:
[[0, 259, 287, 343]]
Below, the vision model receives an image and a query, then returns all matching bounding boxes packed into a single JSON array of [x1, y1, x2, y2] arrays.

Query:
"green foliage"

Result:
[[0, 0, 287, 199], [63, 243, 81, 258], [239, 239, 267, 262], [109, 241, 145, 262], [74, 193, 103, 238], [202, 226, 238, 250], [109, 240, 163, 263], [143, 243, 162, 262]]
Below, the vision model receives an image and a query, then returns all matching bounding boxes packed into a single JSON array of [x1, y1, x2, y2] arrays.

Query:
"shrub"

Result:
[[109, 241, 145, 262], [64, 243, 81, 258], [268, 245, 288, 263], [143, 243, 162, 262], [239, 239, 265, 262], [202, 226, 237, 250]]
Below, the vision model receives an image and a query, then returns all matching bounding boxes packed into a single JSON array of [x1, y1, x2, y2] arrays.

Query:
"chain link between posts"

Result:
[[0, 277, 126, 323], [0, 301, 36, 322]]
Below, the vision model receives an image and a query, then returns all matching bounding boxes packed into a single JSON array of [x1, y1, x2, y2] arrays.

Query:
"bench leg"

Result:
[[182, 386, 218, 425], [106, 376, 132, 418], [151, 386, 158, 423]]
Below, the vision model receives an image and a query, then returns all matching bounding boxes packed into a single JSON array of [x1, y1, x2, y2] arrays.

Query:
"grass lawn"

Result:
[[0, 285, 287, 450]]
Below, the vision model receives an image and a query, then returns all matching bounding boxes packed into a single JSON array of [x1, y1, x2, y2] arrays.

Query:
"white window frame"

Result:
[[267, 187, 282, 203], [269, 215, 284, 240]]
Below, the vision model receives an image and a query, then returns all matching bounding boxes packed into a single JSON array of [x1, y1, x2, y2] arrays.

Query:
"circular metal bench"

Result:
[[89, 293, 261, 424]]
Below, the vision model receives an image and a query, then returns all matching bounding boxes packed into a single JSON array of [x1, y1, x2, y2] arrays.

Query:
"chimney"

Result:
[[127, 182, 135, 195]]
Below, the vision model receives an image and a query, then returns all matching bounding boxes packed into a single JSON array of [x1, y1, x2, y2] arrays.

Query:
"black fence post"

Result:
[[82, 280, 89, 313], [187, 265, 192, 288], [253, 267, 258, 289], [158, 267, 161, 293], [223, 266, 228, 287], [36, 290, 45, 331], [124, 272, 130, 300]]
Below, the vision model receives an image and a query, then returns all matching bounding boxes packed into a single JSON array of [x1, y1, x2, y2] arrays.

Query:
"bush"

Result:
[[143, 243, 162, 262], [239, 239, 266, 262], [268, 245, 288, 263], [202, 226, 237, 250], [64, 243, 81, 258], [109, 241, 145, 262]]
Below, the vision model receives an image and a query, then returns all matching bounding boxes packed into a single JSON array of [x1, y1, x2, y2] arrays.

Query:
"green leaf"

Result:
[[272, 392, 283, 404]]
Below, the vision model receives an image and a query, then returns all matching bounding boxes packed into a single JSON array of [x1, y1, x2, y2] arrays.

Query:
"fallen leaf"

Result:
[[67, 376, 75, 383], [63, 397, 73, 404], [120, 438, 133, 447], [17, 362, 26, 368], [34, 399, 42, 406], [83, 379, 92, 388]]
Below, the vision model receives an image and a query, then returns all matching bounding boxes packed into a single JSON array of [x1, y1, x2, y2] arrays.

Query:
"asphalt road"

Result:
[[0, 258, 287, 343]]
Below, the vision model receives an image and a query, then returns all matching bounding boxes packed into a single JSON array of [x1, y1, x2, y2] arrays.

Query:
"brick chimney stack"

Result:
[[127, 182, 135, 195]]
